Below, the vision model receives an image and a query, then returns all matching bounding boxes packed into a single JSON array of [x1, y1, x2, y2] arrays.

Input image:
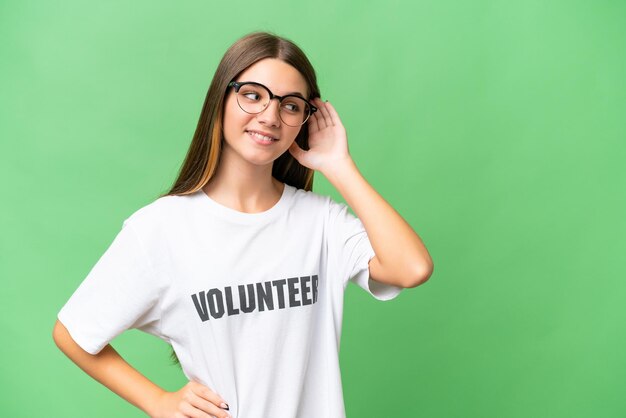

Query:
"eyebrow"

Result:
[[243, 81, 307, 99], [281, 90, 306, 99]]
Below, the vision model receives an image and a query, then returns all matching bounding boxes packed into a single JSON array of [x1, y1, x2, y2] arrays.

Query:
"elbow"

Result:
[[52, 319, 64, 349], [52, 319, 74, 353], [404, 261, 434, 288]]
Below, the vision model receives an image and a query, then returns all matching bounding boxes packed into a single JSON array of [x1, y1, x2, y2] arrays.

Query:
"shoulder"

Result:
[[288, 185, 337, 214], [286, 185, 354, 226], [122, 192, 197, 234]]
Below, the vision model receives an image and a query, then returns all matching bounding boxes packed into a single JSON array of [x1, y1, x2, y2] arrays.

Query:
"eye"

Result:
[[282, 103, 299, 112], [243, 92, 260, 101], [281, 97, 306, 113]]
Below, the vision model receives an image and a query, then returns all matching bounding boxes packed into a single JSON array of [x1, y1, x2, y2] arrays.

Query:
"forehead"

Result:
[[237, 58, 308, 96]]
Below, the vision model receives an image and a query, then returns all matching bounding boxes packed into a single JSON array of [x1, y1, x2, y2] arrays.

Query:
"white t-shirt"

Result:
[[57, 183, 404, 418]]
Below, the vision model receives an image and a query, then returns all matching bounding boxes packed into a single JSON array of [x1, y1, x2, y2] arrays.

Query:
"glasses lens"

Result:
[[237, 84, 269, 113], [279, 96, 310, 127], [236, 83, 310, 127]]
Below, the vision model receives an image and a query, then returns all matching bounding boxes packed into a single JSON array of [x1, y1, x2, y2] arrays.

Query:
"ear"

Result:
[[294, 127, 309, 150]]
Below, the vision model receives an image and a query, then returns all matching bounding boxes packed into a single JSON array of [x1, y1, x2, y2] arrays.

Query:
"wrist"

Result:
[[144, 388, 168, 418], [321, 155, 356, 184]]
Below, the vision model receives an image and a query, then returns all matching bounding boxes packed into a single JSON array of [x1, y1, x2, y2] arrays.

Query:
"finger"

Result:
[[316, 98, 334, 127], [289, 140, 305, 161], [308, 111, 319, 133], [189, 383, 230, 414], [313, 103, 327, 129], [314, 99, 328, 128], [176, 408, 193, 418], [180, 399, 227, 418], [186, 393, 231, 418], [326, 102, 341, 125]]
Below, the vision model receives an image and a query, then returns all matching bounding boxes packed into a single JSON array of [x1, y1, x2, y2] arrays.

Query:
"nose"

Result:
[[256, 98, 281, 127]]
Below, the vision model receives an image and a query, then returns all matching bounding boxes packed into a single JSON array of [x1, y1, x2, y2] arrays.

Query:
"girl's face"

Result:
[[221, 58, 309, 168]]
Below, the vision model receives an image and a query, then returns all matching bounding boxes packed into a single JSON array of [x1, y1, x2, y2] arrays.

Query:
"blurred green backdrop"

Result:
[[1, 0, 624, 417]]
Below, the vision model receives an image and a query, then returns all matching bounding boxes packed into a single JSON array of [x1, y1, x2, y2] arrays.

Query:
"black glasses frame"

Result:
[[227, 81, 318, 126]]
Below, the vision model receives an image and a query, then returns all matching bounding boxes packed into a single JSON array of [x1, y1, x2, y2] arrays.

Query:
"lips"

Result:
[[246, 129, 279, 141]]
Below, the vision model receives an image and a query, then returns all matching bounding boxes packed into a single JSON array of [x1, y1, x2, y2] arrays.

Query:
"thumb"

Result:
[[288, 141, 305, 161]]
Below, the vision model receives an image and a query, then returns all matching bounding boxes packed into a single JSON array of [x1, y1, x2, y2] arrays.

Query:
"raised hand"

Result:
[[288, 97, 353, 175]]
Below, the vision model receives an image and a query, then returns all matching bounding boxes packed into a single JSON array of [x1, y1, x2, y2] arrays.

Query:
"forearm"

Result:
[[53, 320, 164, 417], [323, 157, 433, 284]]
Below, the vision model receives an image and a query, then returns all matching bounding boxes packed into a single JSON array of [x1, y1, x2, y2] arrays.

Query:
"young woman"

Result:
[[53, 31, 433, 418]]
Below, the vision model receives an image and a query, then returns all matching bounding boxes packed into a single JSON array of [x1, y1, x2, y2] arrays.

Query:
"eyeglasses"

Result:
[[227, 81, 318, 127]]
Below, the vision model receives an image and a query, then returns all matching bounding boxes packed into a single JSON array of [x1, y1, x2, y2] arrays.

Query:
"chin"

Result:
[[240, 151, 282, 167]]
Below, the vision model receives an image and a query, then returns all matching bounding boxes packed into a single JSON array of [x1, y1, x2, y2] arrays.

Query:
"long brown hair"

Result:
[[160, 31, 321, 367], [160, 31, 320, 199]]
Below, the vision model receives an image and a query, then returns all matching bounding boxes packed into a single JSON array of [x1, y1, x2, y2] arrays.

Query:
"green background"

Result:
[[1, 0, 624, 417]]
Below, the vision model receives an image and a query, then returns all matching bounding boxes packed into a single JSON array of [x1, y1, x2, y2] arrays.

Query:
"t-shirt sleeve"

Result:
[[57, 218, 168, 355], [327, 199, 403, 301]]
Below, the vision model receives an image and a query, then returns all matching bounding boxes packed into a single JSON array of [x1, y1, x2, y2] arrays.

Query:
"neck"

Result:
[[201, 148, 284, 214]]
